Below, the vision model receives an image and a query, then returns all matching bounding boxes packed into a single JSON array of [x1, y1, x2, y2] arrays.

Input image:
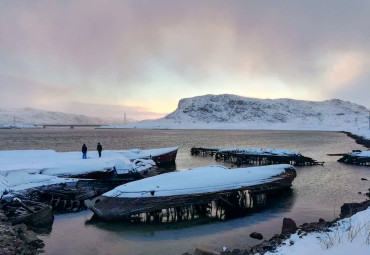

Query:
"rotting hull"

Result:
[[151, 149, 178, 165], [64, 168, 116, 179], [5, 201, 54, 227], [61, 148, 177, 179], [86, 167, 296, 221]]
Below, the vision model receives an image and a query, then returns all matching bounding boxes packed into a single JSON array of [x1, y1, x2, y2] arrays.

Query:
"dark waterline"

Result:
[[0, 129, 369, 255]]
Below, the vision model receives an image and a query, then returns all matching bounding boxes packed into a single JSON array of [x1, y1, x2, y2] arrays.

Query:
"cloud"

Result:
[[0, 74, 72, 108], [59, 102, 166, 121], [325, 53, 366, 86], [0, 0, 370, 111]]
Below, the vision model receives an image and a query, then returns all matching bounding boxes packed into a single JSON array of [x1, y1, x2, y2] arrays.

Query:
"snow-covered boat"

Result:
[[191, 147, 324, 166], [139, 147, 178, 165], [85, 164, 297, 221], [0, 147, 178, 181], [335, 150, 370, 166]]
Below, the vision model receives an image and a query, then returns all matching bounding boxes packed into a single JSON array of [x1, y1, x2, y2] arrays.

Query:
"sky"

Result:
[[0, 0, 369, 120]]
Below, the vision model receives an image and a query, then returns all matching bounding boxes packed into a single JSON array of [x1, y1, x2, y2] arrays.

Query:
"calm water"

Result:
[[0, 129, 370, 255]]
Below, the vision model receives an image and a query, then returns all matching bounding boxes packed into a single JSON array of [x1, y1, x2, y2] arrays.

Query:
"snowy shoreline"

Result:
[[252, 200, 370, 255], [185, 200, 370, 255]]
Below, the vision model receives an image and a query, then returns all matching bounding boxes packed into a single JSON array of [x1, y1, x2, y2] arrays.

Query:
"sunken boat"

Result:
[[85, 164, 297, 221], [1, 197, 53, 227], [329, 150, 370, 166], [191, 147, 324, 166]]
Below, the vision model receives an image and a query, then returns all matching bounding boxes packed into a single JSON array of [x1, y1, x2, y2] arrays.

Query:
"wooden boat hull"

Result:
[[64, 168, 116, 179], [86, 167, 296, 221], [151, 149, 178, 165], [5, 201, 54, 227]]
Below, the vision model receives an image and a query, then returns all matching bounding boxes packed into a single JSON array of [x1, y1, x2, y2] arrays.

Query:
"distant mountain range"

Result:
[[0, 107, 123, 126], [106, 94, 369, 133]]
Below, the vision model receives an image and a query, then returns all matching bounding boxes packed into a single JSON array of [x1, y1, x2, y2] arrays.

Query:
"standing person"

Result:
[[97, 143, 103, 158], [82, 143, 87, 159]]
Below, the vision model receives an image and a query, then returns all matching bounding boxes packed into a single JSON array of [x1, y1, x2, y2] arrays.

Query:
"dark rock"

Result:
[[340, 200, 370, 218], [231, 249, 241, 255], [21, 230, 38, 244], [0, 213, 7, 222], [250, 232, 263, 240], [260, 240, 274, 250], [194, 247, 220, 255], [318, 218, 325, 224], [289, 240, 294, 246], [13, 223, 28, 233], [282, 218, 297, 234], [361, 178, 368, 181], [182, 253, 192, 255]]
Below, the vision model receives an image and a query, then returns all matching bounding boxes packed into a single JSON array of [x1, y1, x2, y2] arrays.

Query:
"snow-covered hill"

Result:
[[166, 94, 368, 125], [103, 94, 370, 137], [0, 107, 121, 126]]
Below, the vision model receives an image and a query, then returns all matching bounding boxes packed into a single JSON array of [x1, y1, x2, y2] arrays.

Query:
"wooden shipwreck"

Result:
[[191, 147, 324, 166], [85, 164, 297, 222], [329, 150, 370, 166], [1, 198, 54, 228]]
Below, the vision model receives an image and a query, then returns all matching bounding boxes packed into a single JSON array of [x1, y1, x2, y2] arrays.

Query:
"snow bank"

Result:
[[103, 164, 294, 198], [0, 147, 176, 197], [218, 148, 301, 156], [264, 207, 370, 255], [0, 147, 176, 176]]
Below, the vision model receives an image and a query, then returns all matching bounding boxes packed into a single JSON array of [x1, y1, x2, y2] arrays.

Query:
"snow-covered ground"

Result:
[[100, 94, 370, 140], [0, 147, 178, 197], [264, 207, 370, 255], [103, 164, 294, 198]]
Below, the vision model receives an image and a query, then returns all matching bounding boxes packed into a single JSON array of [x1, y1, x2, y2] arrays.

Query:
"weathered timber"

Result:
[[2, 200, 54, 228], [14, 180, 126, 213], [191, 147, 324, 166], [191, 147, 220, 156]]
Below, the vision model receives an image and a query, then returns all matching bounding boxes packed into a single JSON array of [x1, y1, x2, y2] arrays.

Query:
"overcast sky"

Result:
[[0, 0, 369, 120]]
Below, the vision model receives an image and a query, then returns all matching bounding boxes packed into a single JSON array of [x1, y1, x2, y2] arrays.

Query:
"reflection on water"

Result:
[[1, 129, 370, 255]]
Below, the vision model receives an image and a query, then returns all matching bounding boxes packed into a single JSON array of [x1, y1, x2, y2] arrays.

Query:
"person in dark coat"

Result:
[[97, 143, 103, 158], [82, 143, 87, 159]]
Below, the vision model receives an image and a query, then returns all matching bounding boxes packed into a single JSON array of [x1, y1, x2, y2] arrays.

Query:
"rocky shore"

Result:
[[343, 131, 370, 149], [183, 198, 370, 255], [0, 221, 44, 255], [0, 209, 45, 255]]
